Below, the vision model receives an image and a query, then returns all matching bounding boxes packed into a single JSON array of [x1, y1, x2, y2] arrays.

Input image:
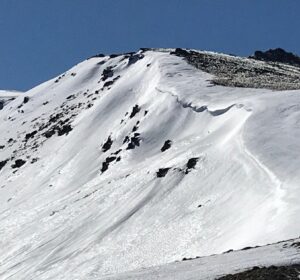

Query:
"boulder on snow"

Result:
[[102, 136, 113, 152], [185, 157, 199, 174], [11, 159, 26, 169], [0, 159, 8, 171], [161, 140, 172, 152], [156, 168, 170, 178]]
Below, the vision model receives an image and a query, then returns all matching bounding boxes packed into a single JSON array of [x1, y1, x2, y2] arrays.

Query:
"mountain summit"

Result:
[[0, 49, 300, 279]]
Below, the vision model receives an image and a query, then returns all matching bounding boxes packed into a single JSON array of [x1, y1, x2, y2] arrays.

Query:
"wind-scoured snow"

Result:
[[0, 50, 300, 279]]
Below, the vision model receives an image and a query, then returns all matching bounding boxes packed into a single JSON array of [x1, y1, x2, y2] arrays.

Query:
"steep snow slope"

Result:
[[0, 50, 300, 279]]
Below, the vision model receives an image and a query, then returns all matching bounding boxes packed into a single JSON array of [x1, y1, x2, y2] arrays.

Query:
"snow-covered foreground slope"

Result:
[[102, 237, 300, 279], [0, 50, 300, 279]]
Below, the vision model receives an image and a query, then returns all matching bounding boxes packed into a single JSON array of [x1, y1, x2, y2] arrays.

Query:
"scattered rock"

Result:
[[217, 264, 300, 280], [156, 168, 170, 178], [161, 140, 172, 152], [112, 149, 122, 155], [43, 129, 56, 138], [31, 158, 39, 164], [126, 133, 141, 150], [102, 67, 114, 81], [66, 94, 76, 100], [23, 96, 30, 104], [43, 124, 72, 138], [129, 105, 141, 118], [223, 249, 234, 254], [140, 48, 151, 52], [102, 136, 113, 152], [127, 53, 144, 66], [170, 48, 190, 57], [101, 156, 117, 173], [185, 157, 199, 174], [241, 246, 253, 251], [291, 241, 300, 248], [109, 54, 119, 58], [123, 136, 130, 144], [0, 159, 8, 171], [103, 80, 114, 88], [90, 53, 105, 58], [25, 130, 38, 141], [50, 211, 57, 216], [57, 124, 72, 136], [11, 159, 26, 169]]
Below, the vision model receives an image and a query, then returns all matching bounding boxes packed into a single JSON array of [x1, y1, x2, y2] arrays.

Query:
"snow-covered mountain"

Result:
[[0, 49, 300, 279]]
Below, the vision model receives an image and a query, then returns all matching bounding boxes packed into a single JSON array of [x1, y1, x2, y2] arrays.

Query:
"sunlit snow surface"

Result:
[[0, 51, 300, 279]]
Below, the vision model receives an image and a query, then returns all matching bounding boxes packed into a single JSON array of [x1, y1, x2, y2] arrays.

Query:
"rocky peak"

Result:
[[250, 48, 300, 67]]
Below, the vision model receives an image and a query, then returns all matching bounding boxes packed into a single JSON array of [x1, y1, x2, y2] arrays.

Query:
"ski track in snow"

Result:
[[0, 50, 300, 279], [238, 133, 286, 215]]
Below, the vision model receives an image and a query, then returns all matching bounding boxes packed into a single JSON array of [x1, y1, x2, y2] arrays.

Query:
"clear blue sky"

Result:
[[0, 0, 299, 91]]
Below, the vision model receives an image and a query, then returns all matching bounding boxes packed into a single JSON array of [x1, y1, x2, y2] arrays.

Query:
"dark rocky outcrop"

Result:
[[43, 129, 56, 138], [129, 105, 140, 118], [126, 133, 141, 150], [217, 264, 300, 280], [89, 53, 105, 59], [25, 130, 38, 141], [101, 156, 117, 173], [11, 159, 26, 169], [109, 54, 120, 58], [102, 136, 113, 152], [161, 140, 172, 152], [0, 159, 8, 171], [250, 48, 300, 67], [102, 67, 114, 81], [170, 48, 190, 57], [66, 94, 76, 100], [185, 157, 199, 174], [156, 168, 170, 178], [57, 124, 72, 136], [127, 53, 144, 66], [43, 124, 72, 138], [103, 80, 114, 88]]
